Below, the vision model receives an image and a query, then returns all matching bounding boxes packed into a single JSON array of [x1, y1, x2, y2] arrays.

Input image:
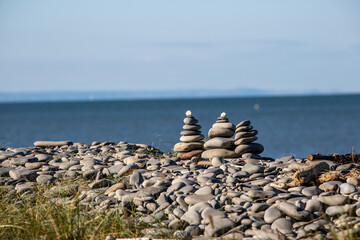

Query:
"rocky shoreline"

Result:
[[1, 141, 360, 239]]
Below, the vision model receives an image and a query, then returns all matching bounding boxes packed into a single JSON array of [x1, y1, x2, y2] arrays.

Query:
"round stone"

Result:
[[264, 207, 282, 224], [339, 183, 357, 195], [242, 163, 265, 174], [211, 157, 224, 167], [180, 135, 204, 143], [204, 138, 235, 149], [235, 143, 264, 155]]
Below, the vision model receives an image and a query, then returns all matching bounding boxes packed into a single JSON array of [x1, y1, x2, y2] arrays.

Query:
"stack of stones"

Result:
[[234, 120, 264, 158], [202, 112, 238, 159], [173, 110, 204, 159]]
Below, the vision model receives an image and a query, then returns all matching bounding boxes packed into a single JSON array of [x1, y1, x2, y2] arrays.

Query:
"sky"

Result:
[[0, 0, 359, 95]]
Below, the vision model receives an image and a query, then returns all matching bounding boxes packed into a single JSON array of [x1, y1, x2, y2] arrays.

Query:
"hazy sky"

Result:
[[0, 0, 359, 93]]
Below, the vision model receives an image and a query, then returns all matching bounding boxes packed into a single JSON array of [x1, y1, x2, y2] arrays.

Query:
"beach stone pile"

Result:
[[2, 141, 360, 239], [202, 112, 238, 159], [174, 110, 204, 160], [234, 120, 264, 159]]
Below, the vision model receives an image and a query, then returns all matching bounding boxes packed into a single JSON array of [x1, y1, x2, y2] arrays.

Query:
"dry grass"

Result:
[[0, 180, 172, 240]]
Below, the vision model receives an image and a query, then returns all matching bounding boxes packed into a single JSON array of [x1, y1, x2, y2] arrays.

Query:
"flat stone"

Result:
[[326, 204, 356, 216], [183, 124, 201, 131], [235, 143, 264, 155], [347, 177, 360, 186], [9, 169, 37, 181], [201, 149, 238, 159], [264, 207, 282, 224], [234, 136, 258, 145], [301, 186, 322, 197], [247, 190, 276, 199], [234, 130, 258, 140], [236, 120, 251, 128], [181, 209, 201, 225], [36, 175, 55, 184], [174, 142, 203, 152], [35, 154, 51, 161], [212, 122, 236, 131], [180, 135, 205, 143], [15, 182, 35, 193], [319, 181, 342, 192], [204, 137, 235, 149], [251, 203, 270, 213], [204, 218, 234, 237], [235, 125, 253, 133], [184, 194, 215, 205], [271, 218, 293, 233], [317, 194, 349, 206], [242, 163, 265, 174], [305, 199, 323, 213], [48, 184, 79, 197], [180, 130, 201, 136], [208, 128, 234, 139], [340, 183, 357, 195], [201, 208, 227, 223], [277, 202, 311, 221], [195, 186, 213, 195], [34, 141, 72, 147]]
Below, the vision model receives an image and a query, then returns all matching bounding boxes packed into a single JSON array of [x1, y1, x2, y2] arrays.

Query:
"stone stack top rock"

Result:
[[234, 120, 264, 158], [202, 112, 238, 159], [174, 110, 204, 159]]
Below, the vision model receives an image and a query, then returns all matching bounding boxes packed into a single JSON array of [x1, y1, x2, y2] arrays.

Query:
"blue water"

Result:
[[0, 94, 359, 159]]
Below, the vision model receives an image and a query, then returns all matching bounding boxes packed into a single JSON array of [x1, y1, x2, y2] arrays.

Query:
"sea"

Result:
[[0, 94, 359, 159]]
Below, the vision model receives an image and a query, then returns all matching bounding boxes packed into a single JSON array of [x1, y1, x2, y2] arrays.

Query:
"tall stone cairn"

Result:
[[174, 110, 204, 159], [201, 112, 238, 159], [234, 120, 264, 158]]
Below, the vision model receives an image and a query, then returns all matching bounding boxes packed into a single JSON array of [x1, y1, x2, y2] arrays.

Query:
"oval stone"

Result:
[[236, 120, 251, 128], [208, 128, 234, 138], [180, 135, 204, 143], [212, 122, 236, 131], [201, 149, 238, 159], [204, 137, 235, 149], [235, 143, 264, 155], [234, 130, 258, 140], [174, 142, 203, 152]]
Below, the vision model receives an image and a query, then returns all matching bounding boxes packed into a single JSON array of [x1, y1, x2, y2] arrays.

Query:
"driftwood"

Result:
[[293, 161, 330, 186], [308, 153, 360, 164]]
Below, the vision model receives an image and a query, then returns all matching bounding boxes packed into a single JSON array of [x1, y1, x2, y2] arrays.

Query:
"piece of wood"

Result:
[[292, 161, 330, 186], [308, 153, 360, 164]]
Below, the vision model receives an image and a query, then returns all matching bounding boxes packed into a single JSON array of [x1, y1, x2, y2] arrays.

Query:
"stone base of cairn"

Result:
[[234, 120, 264, 158], [174, 111, 204, 159], [201, 112, 238, 159]]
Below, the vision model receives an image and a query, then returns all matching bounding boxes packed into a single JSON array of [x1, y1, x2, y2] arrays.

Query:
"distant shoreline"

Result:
[[0, 91, 358, 104]]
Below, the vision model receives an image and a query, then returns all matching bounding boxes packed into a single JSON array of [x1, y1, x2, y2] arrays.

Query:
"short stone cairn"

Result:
[[174, 110, 204, 159], [234, 120, 264, 158], [201, 112, 238, 159]]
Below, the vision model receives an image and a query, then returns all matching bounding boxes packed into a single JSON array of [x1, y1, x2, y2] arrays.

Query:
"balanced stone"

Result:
[[174, 110, 204, 159], [202, 112, 238, 159], [233, 120, 264, 157]]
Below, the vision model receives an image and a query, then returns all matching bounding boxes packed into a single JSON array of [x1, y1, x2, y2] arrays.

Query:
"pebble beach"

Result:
[[1, 139, 360, 240]]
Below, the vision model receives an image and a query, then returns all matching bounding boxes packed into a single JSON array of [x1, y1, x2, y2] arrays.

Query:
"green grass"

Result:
[[0, 180, 172, 240]]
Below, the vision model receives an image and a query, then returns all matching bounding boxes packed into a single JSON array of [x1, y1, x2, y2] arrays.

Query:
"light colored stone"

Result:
[[317, 194, 349, 206], [180, 209, 201, 225], [184, 194, 215, 205], [242, 163, 265, 174], [212, 122, 236, 131], [180, 135, 204, 143], [208, 128, 234, 139], [201, 149, 238, 159], [264, 207, 282, 224], [340, 183, 357, 195], [174, 142, 203, 152], [204, 137, 234, 149], [34, 141, 72, 147]]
